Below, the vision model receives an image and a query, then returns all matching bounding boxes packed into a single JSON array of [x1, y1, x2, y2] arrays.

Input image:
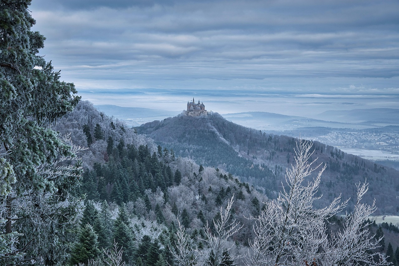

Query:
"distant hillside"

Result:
[[94, 104, 176, 127], [138, 112, 399, 215], [316, 108, 399, 125], [223, 111, 358, 131]]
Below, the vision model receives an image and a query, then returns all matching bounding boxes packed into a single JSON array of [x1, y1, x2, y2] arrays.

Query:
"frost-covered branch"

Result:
[[205, 195, 243, 264], [322, 182, 390, 265], [170, 220, 197, 266], [103, 241, 126, 266], [246, 140, 389, 266]]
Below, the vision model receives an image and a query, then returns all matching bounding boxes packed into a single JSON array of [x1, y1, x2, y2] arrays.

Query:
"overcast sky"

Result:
[[30, 0, 399, 116]]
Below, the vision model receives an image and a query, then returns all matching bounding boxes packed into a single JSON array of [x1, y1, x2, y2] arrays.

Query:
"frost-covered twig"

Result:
[[103, 241, 125, 266], [204, 195, 243, 264], [246, 140, 389, 266], [170, 219, 197, 266]]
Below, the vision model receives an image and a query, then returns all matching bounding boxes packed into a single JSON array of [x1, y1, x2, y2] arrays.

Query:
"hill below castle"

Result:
[[138, 112, 399, 215]]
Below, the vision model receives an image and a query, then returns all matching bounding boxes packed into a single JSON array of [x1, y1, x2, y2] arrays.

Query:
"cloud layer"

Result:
[[30, 0, 399, 98]]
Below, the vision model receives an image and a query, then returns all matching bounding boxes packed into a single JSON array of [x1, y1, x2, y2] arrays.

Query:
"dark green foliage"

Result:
[[220, 250, 235, 266], [155, 204, 165, 224], [174, 169, 182, 185], [137, 235, 152, 263], [70, 224, 100, 265], [114, 205, 135, 263], [93, 215, 109, 250], [82, 170, 100, 200], [99, 201, 113, 246], [381, 222, 399, 233], [375, 226, 385, 250], [0, 0, 81, 263], [216, 194, 223, 206], [81, 201, 98, 227], [252, 197, 260, 216], [237, 190, 245, 200], [83, 124, 93, 146], [182, 208, 190, 228], [207, 250, 217, 266], [197, 210, 206, 224], [115, 204, 130, 228], [118, 138, 125, 155], [387, 243, 394, 263], [82, 144, 178, 205], [107, 136, 114, 155], [146, 240, 161, 265], [395, 247, 399, 265], [94, 123, 103, 140], [145, 194, 152, 211], [172, 202, 178, 216], [158, 145, 163, 157]]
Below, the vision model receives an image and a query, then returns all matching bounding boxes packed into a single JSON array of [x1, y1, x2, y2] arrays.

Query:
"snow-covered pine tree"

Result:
[[0, 0, 81, 263]]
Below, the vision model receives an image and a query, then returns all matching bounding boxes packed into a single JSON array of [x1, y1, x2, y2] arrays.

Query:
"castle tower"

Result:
[[185, 98, 207, 116]]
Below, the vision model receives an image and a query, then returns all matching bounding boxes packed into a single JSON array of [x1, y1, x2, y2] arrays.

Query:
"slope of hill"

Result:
[[53, 101, 267, 265], [138, 112, 399, 215]]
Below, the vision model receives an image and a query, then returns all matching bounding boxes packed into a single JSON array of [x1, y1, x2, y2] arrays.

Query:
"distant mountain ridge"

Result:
[[94, 104, 176, 127], [317, 108, 399, 125], [138, 112, 399, 215]]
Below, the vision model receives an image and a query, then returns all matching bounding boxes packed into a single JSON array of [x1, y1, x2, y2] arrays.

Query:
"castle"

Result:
[[185, 98, 207, 116]]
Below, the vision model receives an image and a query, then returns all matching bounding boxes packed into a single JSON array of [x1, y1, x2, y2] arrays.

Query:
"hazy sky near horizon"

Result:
[[30, 0, 399, 116]]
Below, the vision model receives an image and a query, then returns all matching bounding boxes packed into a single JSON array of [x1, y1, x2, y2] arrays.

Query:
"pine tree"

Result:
[[70, 224, 100, 265], [81, 201, 99, 227], [174, 169, 182, 185], [376, 226, 385, 251], [155, 204, 165, 224], [94, 123, 104, 140], [83, 124, 93, 146], [220, 250, 234, 266], [145, 194, 152, 211], [155, 254, 167, 266], [114, 204, 135, 263], [172, 202, 179, 216], [146, 240, 161, 265], [99, 201, 113, 248], [197, 210, 206, 225], [181, 209, 190, 228], [387, 243, 394, 263], [207, 250, 217, 266], [137, 235, 152, 264], [396, 248, 399, 265], [107, 136, 114, 155], [93, 214, 109, 250], [0, 0, 81, 263]]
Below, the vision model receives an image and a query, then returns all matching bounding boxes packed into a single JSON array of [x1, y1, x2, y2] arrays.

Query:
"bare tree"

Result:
[[322, 182, 390, 265], [103, 241, 126, 266], [170, 219, 198, 266], [246, 140, 390, 266], [204, 195, 243, 264]]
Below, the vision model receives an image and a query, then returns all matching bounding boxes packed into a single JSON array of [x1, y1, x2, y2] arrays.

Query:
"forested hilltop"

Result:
[[138, 113, 399, 214]]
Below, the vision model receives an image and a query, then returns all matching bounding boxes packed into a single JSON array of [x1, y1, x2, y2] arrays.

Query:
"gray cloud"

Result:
[[29, 0, 399, 99]]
